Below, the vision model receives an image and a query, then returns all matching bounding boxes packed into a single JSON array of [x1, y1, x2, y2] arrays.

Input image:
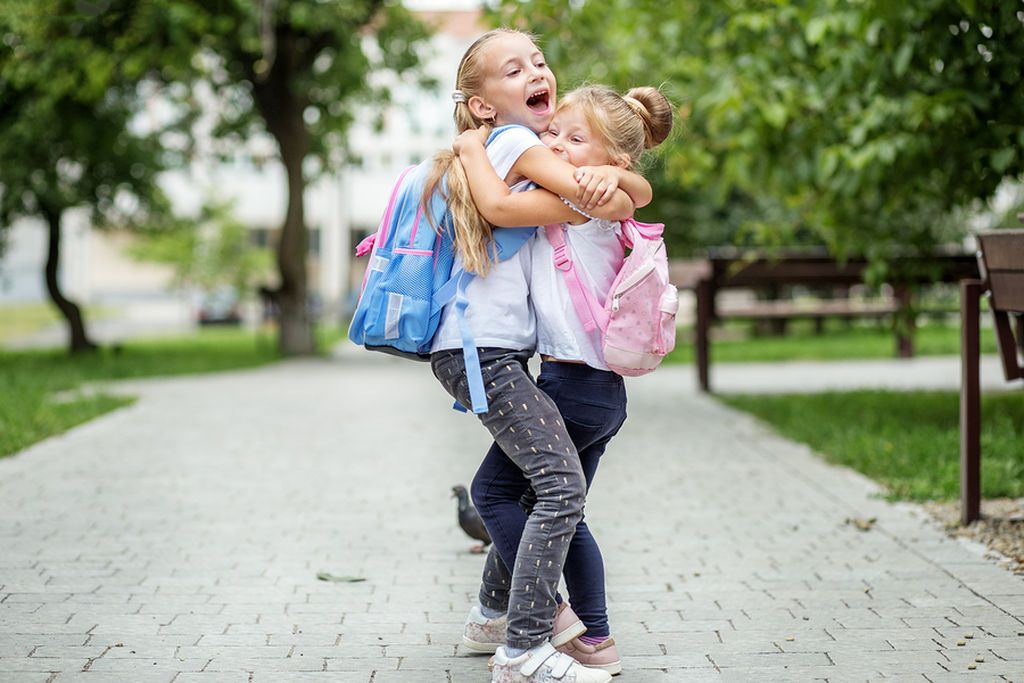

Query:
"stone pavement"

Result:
[[1, 351, 1023, 682]]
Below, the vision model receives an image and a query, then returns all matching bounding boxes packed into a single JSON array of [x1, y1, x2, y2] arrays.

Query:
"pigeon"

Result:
[[451, 485, 491, 554]]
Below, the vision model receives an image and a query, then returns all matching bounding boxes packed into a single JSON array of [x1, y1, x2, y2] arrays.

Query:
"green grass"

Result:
[[721, 390, 1024, 501], [0, 326, 343, 458], [0, 303, 112, 344], [665, 320, 997, 364]]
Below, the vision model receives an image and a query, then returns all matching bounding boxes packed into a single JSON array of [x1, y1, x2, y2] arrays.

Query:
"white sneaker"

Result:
[[489, 641, 613, 683], [462, 604, 507, 653]]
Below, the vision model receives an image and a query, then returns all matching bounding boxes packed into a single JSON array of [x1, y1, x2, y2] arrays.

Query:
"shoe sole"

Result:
[[592, 660, 622, 676], [461, 635, 500, 654], [550, 619, 587, 648]]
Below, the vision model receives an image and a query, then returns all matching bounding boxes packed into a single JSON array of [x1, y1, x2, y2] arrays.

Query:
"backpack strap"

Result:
[[623, 217, 665, 242], [545, 224, 610, 332], [432, 227, 537, 415], [486, 124, 529, 146], [432, 125, 534, 415]]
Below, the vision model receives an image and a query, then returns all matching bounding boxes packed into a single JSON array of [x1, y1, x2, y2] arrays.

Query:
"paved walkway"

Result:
[[1, 351, 1023, 682]]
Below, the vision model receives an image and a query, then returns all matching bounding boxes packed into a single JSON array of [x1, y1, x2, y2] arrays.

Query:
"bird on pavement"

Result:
[[451, 485, 491, 554]]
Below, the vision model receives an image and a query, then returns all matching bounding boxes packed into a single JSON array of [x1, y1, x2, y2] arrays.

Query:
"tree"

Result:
[[0, 0, 175, 353], [167, 0, 430, 355], [492, 0, 1024, 268]]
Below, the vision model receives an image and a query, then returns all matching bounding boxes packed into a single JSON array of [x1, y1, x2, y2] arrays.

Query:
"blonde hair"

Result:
[[421, 28, 538, 275], [558, 85, 674, 170]]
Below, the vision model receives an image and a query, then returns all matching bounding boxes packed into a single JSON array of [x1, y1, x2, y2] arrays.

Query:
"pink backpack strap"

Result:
[[545, 224, 609, 332], [623, 217, 665, 242]]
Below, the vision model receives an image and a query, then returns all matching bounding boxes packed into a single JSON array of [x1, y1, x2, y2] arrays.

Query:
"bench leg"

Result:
[[895, 285, 915, 358], [1016, 313, 1023, 358], [696, 279, 713, 392], [960, 279, 983, 525]]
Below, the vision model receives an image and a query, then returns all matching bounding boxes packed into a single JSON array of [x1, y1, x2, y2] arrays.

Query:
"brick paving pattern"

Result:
[[1, 353, 1022, 681]]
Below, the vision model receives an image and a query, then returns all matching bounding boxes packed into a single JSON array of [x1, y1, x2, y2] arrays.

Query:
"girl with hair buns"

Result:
[[453, 83, 674, 677], [426, 29, 655, 683]]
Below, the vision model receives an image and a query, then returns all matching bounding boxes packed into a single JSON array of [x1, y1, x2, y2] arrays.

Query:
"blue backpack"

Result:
[[348, 126, 535, 414]]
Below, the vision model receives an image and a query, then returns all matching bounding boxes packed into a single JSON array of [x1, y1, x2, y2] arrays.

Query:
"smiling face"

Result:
[[541, 105, 615, 168], [471, 32, 557, 132]]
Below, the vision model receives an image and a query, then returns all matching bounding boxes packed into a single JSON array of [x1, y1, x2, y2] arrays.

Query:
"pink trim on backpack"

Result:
[[356, 165, 416, 292], [393, 247, 435, 256], [355, 234, 376, 257], [408, 204, 425, 246]]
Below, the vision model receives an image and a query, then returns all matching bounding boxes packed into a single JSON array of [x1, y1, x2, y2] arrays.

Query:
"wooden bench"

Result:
[[959, 229, 1024, 524], [693, 249, 980, 392]]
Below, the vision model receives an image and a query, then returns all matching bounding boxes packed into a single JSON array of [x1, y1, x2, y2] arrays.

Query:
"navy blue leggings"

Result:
[[472, 360, 627, 637]]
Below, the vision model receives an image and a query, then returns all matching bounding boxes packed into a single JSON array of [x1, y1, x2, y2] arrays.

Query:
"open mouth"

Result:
[[526, 90, 550, 114]]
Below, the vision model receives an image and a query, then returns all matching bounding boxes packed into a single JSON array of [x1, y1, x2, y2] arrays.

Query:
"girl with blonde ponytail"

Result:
[[451, 83, 675, 677], [427, 30, 656, 683]]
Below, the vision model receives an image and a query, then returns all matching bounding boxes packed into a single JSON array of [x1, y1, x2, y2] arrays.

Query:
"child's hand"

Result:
[[574, 166, 620, 210], [453, 126, 489, 155]]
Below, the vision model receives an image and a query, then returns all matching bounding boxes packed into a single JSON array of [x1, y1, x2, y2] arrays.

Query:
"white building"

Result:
[[0, 4, 484, 332]]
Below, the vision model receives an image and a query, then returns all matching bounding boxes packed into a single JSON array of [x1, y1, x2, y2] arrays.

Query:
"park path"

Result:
[[1, 350, 1022, 682]]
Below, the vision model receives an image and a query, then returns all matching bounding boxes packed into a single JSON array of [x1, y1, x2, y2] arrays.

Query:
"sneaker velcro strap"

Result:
[[549, 651, 574, 678], [520, 642, 558, 677]]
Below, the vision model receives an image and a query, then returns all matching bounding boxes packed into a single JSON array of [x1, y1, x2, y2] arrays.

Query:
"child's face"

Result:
[[541, 106, 612, 168], [476, 33, 557, 132]]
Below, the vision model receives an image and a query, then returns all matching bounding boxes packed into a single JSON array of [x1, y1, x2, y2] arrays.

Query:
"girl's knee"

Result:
[[469, 475, 489, 513], [535, 472, 585, 517]]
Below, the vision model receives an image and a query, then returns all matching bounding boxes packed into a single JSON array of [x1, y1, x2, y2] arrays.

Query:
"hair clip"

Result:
[[451, 90, 467, 104]]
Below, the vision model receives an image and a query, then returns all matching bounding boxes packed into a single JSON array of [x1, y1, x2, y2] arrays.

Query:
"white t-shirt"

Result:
[[531, 219, 624, 370], [431, 126, 545, 352]]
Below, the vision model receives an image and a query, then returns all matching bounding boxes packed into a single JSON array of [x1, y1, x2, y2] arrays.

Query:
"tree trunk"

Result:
[[42, 206, 96, 353], [275, 133, 315, 355], [251, 31, 316, 356]]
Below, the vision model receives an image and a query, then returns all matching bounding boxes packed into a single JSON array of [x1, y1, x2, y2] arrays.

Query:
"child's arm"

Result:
[[511, 146, 635, 221], [575, 165, 653, 209], [457, 141, 583, 227]]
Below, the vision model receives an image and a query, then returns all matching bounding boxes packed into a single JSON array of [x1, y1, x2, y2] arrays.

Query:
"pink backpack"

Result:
[[546, 218, 678, 376]]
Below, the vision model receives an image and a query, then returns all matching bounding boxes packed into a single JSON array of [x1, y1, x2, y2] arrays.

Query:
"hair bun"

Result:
[[624, 87, 673, 149]]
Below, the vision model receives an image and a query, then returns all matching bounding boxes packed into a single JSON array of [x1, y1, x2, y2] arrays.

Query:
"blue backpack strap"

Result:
[[453, 269, 488, 413], [452, 230, 535, 414], [492, 226, 536, 260], [486, 124, 529, 146], [436, 125, 536, 415], [432, 229, 536, 415]]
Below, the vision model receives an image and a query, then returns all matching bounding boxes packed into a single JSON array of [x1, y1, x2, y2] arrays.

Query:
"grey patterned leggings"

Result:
[[431, 348, 585, 649]]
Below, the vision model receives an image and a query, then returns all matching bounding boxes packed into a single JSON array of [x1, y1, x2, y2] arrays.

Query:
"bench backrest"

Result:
[[976, 229, 1024, 381], [706, 250, 979, 289], [977, 230, 1024, 314]]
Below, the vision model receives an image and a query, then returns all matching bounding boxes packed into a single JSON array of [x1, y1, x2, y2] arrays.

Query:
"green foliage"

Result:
[[128, 200, 274, 295], [140, 1, 431, 354], [722, 390, 1024, 501], [492, 0, 1024, 265], [0, 0, 175, 230], [170, 0, 432, 173]]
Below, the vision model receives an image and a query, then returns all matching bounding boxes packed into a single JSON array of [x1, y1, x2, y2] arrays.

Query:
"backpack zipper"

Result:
[[611, 259, 656, 311]]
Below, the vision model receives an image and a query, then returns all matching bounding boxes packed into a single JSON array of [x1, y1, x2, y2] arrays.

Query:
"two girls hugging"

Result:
[[425, 28, 672, 683]]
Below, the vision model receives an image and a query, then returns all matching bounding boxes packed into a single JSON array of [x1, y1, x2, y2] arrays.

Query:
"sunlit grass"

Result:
[[722, 390, 1024, 501], [0, 302, 112, 343], [0, 325, 343, 458], [666, 320, 997, 364]]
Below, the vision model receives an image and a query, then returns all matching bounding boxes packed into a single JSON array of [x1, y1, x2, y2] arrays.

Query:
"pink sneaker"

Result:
[[557, 636, 622, 676], [463, 605, 507, 653], [551, 602, 587, 648], [464, 601, 585, 654]]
